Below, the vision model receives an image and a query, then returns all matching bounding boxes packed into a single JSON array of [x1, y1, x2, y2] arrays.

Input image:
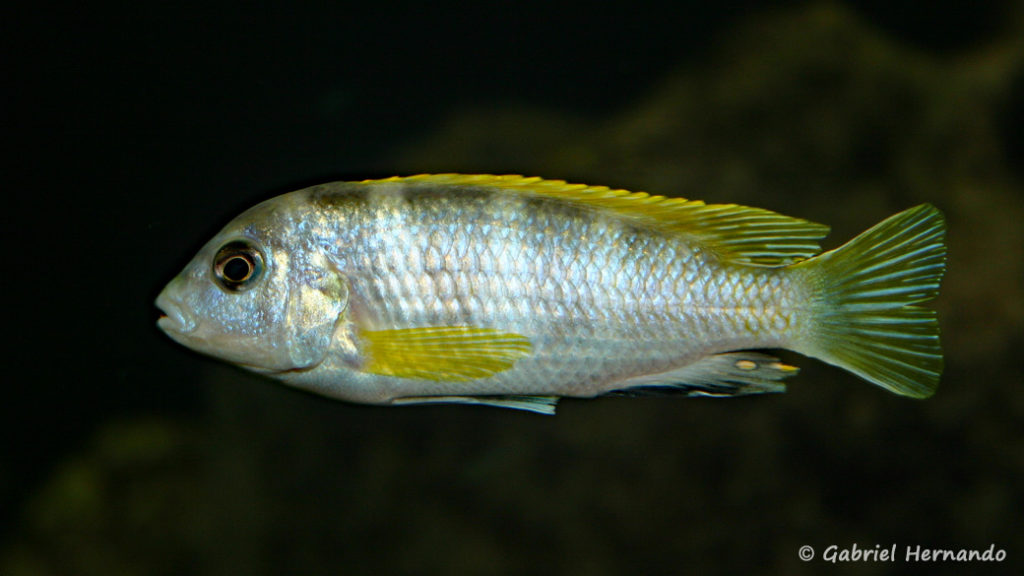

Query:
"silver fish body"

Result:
[[156, 175, 946, 413]]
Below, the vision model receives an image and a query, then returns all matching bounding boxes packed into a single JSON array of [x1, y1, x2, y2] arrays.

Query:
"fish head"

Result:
[[155, 197, 349, 373]]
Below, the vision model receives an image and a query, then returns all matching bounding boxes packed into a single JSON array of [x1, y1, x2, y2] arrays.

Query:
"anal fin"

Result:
[[391, 395, 559, 415], [608, 352, 798, 397]]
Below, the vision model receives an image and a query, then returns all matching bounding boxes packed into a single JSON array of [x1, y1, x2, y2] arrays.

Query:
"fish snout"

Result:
[[155, 291, 197, 335]]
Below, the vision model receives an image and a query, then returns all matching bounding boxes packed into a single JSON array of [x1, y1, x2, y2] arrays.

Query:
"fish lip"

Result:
[[155, 292, 197, 334]]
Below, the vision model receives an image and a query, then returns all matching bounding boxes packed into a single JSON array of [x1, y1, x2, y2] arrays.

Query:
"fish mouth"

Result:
[[155, 291, 197, 335]]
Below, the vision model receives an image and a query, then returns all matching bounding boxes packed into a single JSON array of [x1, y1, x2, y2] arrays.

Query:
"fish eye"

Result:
[[213, 241, 264, 291]]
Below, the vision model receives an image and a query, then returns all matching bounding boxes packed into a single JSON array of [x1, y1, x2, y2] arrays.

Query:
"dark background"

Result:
[[5, 1, 1022, 574]]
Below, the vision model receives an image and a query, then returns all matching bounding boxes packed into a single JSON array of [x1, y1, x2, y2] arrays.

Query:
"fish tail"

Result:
[[790, 204, 946, 398]]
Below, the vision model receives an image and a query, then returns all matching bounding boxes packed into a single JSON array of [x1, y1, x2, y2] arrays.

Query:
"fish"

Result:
[[155, 174, 946, 414]]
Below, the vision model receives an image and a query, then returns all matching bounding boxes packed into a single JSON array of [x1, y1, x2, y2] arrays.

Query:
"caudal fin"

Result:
[[791, 204, 946, 398]]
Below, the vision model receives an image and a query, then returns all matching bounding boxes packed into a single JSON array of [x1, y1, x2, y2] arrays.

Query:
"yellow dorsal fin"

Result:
[[362, 174, 830, 266], [361, 326, 532, 381]]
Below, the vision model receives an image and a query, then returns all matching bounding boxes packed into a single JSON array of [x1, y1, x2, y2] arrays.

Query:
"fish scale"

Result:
[[156, 174, 945, 413], [328, 187, 787, 388]]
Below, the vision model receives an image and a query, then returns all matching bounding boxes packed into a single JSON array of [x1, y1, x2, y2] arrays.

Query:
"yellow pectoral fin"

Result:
[[361, 326, 532, 381]]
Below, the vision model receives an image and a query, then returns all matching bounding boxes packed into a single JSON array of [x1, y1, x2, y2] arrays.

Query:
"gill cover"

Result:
[[283, 253, 349, 369]]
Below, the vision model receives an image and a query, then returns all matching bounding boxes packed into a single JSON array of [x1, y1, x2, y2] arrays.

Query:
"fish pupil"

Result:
[[222, 256, 252, 282]]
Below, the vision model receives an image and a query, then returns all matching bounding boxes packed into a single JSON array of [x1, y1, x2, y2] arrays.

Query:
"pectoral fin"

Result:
[[361, 326, 532, 381]]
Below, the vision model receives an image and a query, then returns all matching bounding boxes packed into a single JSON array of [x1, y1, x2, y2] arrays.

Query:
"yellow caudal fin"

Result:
[[791, 204, 946, 398]]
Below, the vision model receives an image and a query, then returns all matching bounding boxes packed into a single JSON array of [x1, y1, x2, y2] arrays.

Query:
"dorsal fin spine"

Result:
[[359, 174, 829, 266]]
